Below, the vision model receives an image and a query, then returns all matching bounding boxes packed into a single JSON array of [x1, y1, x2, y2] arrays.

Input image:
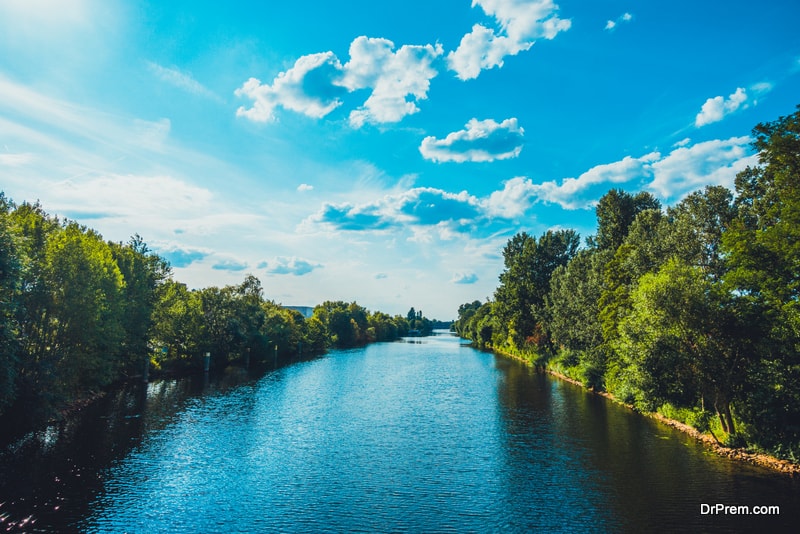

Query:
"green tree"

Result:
[[722, 105, 800, 451], [591, 189, 661, 251], [547, 248, 612, 388], [615, 259, 755, 435], [150, 279, 205, 371], [668, 185, 736, 281], [494, 230, 580, 351], [0, 194, 19, 412], [110, 235, 170, 375]]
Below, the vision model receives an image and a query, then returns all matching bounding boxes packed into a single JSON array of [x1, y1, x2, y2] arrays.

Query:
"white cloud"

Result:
[[451, 272, 479, 284], [0, 0, 93, 29], [673, 138, 692, 148], [48, 174, 214, 220], [0, 152, 34, 166], [448, 0, 571, 80], [447, 24, 519, 81], [236, 36, 442, 127], [517, 136, 756, 209], [147, 62, 218, 100], [343, 37, 443, 127], [153, 242, 213, 268], [133, 118, 171, 152], [235, 52, 347, 122], [529, 153, 660, 209], [648, 136, 756, 198], [605, 12, 633, 31], [297, 183, 314, 192], [212, 257, 249, 271], [420, 117, 524, 162], [695, 87, 748, 127], [485, 176, 539, 218], [305, 187, 484, 232], [259, 256, 322, 276]]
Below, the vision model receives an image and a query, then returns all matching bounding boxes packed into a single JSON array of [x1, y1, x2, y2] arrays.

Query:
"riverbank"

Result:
[[490, 345, 800, 476]]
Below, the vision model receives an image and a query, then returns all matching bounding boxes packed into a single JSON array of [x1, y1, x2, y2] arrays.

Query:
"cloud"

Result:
[[448, 0, 571, 80], [528, 153, 660, 209], [155, 244, 212, 268], [0, 152, 34, 166], [306, 187, 483, 232], [673, 138, 691, 148], [49, 174, 214, 220], [133, 118, 171, 152], [648, 136, 757, 199], [420, 118, 524, 162], [0, 0, 93, 29], [451, 272, 479, 284], [520, 136, 756, 208], [236, 36, 442, 127], [485, 176, 540, 218], [147, 62, 219, 100], [695, 87, 748, 127], [235, 52, 347, 122], [259, 256, 321, 276], [343, 37, 443, 127], [297, 183, 314, 192], [605, 12, 633, 31], [212, 258, 249, 271]]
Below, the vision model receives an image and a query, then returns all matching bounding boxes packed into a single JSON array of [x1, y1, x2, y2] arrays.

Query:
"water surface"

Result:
[[2, 332, 799, 532]]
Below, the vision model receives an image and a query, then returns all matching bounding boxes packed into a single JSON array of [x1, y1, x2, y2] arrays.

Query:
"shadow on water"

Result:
[[2, 337, 800, 532], [494, 356, 800, 532], [0, 354, 319, 532]]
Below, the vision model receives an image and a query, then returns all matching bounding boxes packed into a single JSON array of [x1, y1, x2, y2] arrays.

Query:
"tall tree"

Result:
[[615, 259, 756, 436], [547, 248, 612, 388], [0, 194, 19, 411], [722, 105, 800, 449], [494, 230, 580, 351], [592, 189, 661, 251], [110, 235, 171, 375]]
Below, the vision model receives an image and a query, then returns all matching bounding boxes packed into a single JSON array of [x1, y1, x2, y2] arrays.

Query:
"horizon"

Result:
[[1, 0, 799, 319]]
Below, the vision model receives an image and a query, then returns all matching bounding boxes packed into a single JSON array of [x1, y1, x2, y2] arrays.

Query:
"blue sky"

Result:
[[1, 0, 798, 319]]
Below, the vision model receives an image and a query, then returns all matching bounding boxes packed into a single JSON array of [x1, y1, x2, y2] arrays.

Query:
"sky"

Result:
[[1, 0, 799, 320]]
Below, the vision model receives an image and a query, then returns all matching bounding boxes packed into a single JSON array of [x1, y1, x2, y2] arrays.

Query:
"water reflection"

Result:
[[1, 335, 799, 532]]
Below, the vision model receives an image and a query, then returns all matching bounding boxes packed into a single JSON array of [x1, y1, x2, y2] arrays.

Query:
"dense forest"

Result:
[[455, 106, 800, 461], [0, 199, 437, 425]]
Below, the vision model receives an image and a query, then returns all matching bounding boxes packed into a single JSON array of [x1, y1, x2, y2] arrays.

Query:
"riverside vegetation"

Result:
[[454, 106, 800, 464], [0, 198, 439, 432]]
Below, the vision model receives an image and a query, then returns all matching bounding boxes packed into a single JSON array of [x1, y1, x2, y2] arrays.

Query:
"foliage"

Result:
[[493, 229, 580, 352], [455, 105, 800, 455], [0, 196, 419, 425]]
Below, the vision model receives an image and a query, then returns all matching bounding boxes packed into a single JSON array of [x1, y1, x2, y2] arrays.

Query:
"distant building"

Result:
[[284, 306, 314, 318]]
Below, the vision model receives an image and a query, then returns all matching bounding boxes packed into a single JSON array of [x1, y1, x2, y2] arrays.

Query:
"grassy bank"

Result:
[[488, 343, 800, 476]]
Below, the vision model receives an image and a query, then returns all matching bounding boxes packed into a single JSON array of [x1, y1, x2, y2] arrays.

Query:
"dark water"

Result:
[[2, 332, 800, 532]]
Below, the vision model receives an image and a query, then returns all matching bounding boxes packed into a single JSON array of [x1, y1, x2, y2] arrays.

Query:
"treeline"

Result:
[[0, 197, 432, 422], [455, 106, 800, 460]]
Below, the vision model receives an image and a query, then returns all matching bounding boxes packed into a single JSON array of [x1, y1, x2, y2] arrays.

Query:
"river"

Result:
[[2, 331, 799, 532]]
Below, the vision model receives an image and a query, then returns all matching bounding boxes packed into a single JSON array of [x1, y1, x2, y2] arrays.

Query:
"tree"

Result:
[[494, 230, 580, 351], [454, 300, 482, 338], [722, 105, 800, 450], [0, 194, 19, 412], [110, 235, 170, 375], [615, 259, 755, 435], [150, 279, 205, 371], [668, 185, 736, 282], [592, 189, 661, 251], [547, 248, 612, 388]]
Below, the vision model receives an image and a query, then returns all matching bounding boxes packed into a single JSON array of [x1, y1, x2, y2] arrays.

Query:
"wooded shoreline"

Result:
[[490, 344, 800, 476]]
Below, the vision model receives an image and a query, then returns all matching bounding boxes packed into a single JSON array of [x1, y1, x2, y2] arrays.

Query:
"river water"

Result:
[[2, 332, 799, 532]]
